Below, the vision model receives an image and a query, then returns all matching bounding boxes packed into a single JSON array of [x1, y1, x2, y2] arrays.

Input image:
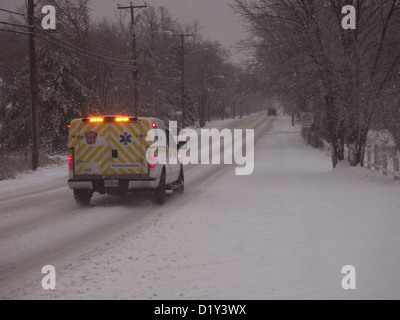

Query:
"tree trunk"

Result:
[[324, 90, 344, 168]]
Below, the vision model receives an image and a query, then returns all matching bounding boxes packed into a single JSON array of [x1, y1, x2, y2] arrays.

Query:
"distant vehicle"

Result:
[[67, 116, 185, 206], [268, 108, 277, 116]]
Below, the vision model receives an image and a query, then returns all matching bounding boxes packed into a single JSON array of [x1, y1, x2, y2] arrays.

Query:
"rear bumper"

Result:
[[68, 177, 159, 192], [69, 181, 93, 190], [128, 180, 158, 189]]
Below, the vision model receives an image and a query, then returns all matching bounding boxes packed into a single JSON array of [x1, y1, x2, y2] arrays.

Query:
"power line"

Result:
[[0, 7, 25, 17], [0, 5, 131, 59], [35, 27, 134, 64], [0, 19, 134, 64], [0, 12, 130, 56], [0, 27, 30, 36], [0, 20, 30, 29], [28, 3, 130, 56], [0, 26, 135, 69], [62, 29, 131, 56], [35, 31, 135, 68]]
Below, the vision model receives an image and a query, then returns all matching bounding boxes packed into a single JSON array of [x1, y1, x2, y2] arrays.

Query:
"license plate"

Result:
[[104, 180, 119, 188]]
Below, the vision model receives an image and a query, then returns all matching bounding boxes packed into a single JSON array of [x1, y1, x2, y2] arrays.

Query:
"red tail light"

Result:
[[68, 155, 73, 170]]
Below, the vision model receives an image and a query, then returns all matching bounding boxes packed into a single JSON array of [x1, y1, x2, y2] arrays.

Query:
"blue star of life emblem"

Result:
[[119, 132, 132, 145]]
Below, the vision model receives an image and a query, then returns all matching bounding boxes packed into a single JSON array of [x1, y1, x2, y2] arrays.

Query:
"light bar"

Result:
[[90, 118, 104, 123], [115, 117, 130, 122]]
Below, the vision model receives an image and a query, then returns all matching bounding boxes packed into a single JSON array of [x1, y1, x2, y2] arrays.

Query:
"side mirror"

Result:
[[178, 141, 188, 150]]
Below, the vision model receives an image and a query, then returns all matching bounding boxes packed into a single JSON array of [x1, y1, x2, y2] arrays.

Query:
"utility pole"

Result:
[[28, 0, 39, 171], [200, 67, 206, 128], [174, 34, 193, 128], [118, 3, 147, 116], [222, 79, 226, 121], [201, 73, 225, 125]]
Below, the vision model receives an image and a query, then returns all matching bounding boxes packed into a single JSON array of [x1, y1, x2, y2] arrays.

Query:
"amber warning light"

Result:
[[90, 118, 104, 123], [116, 117, 130, 122]]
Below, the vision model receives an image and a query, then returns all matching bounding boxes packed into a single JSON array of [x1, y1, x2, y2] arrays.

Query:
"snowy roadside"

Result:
[[0, 161, 68, 196], [17, 116, 400, 300]]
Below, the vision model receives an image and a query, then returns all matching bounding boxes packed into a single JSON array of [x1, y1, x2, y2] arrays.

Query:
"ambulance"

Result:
[[67, 116, 185, 206]]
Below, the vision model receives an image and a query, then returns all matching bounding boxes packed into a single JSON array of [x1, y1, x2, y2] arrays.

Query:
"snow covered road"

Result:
[[1, 114, 400, 300], [0, 113, 273, 299]]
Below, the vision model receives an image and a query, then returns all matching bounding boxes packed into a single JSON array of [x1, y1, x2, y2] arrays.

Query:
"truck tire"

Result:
[[154, 171, 166, 205], [74, 189, 92, 206], [174, 166, 184, 195]]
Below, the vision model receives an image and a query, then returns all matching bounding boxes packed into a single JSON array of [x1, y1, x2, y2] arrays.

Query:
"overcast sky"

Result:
[[0, 0, 247, 63]]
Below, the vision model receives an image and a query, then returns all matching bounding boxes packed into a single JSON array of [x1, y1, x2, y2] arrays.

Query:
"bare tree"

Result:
[[233, 0, 400, 168]]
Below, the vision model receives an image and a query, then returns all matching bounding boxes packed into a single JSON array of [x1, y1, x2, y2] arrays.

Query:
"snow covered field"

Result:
[[1, 115, 400, 300]]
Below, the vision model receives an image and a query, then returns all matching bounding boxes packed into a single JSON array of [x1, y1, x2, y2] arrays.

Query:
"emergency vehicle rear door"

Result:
[[109, 121, 148, 175], [75, 121, 110, 175]]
